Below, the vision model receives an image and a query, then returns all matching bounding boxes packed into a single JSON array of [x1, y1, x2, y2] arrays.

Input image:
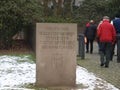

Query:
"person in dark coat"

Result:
[[111, 13, 120, 63], [84, 20, 97, 54]]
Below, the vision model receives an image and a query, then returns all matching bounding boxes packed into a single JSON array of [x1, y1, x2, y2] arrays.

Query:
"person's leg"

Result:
[[105, 42, 113, 67], [117, 39, 120, 63], [99, 42, 105, 66], [116, 34, 120, 63], [110, 43, 116, 61], [86, 39, 89, 53], [97, 41, 100, 53], [90, 40, 93, 54]]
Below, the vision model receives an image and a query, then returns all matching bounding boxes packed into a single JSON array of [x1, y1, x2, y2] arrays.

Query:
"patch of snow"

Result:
[[0, 55, 35, 89], [0, 55, 119, 90], [76, 66, 119, 90]]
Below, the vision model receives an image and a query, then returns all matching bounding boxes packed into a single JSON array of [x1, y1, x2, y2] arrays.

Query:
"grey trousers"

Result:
[[99, 42, 113, 66]]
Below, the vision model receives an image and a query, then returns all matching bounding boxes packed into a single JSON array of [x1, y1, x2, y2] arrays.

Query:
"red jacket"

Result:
[[97, 20, 116, 43]]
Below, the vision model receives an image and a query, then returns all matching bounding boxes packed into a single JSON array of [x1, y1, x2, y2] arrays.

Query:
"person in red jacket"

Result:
[[97, 16, 116, 68]]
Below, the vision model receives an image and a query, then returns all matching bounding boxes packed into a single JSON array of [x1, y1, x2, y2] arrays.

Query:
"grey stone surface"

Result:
[[36, 23, 77, 87]]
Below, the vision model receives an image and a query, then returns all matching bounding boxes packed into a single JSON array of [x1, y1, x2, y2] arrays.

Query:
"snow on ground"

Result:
[[0, 55, 119, 90]]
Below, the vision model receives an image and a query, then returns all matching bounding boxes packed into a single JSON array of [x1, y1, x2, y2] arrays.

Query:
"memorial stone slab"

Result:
[[36, 23, 77, 87]]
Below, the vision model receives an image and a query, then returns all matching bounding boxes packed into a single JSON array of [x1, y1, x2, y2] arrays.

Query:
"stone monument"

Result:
[[36, 23, 77, 87]]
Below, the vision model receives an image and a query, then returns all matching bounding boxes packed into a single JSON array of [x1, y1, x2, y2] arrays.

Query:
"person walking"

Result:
[[97, 16, 116, 68], [84, 20, 97, 54], [111, 13, 120, 63]]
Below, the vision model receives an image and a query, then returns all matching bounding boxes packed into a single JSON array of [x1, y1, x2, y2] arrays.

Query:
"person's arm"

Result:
[[83, 27, 88, 37], [97, 24, 102, 38], [112, 26, 116, 43]]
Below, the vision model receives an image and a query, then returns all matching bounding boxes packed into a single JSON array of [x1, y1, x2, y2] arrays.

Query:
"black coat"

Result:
[[84, 24, 97, 40]]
